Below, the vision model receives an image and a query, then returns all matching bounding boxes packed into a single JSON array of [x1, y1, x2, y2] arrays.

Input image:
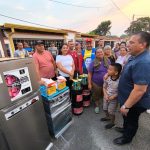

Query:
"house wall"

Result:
[[65, 32, 76, 42], [0, 41, 4, 57]]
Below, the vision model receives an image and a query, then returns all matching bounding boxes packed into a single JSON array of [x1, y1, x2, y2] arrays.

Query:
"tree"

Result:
[[120, 34, 129, 39], [125, 17, 150, 35], [89, 20, 111, 36]]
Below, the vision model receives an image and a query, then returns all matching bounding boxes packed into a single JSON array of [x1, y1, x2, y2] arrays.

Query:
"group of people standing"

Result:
[[88, 32, 150, 145], [13, 31, 150, 146]]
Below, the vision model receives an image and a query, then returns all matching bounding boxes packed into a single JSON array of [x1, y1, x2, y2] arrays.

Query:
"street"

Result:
[[51, 103, 150, 150]]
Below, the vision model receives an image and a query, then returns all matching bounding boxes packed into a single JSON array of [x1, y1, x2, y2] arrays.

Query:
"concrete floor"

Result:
[[51, 104, 150, 150]]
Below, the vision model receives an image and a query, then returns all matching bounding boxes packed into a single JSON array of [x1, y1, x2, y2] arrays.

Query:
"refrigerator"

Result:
[[0, 58, 53, 150]]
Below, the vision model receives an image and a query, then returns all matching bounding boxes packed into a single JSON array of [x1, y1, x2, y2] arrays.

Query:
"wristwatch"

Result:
[[122, 105, 130, 110]]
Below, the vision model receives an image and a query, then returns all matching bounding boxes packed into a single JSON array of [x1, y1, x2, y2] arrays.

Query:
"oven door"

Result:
[[46, 103, 72, 138]]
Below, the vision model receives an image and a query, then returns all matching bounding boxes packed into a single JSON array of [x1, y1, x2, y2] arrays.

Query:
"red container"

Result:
[[82, 90, 91, 107], [72, 89, 83, 115]]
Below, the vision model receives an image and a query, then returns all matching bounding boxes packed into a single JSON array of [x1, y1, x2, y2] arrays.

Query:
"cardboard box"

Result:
[[47, 86, 56, 95], [57, 76, 66, 90], [41, 78, 56, 96], [57, 81, 66, 90]]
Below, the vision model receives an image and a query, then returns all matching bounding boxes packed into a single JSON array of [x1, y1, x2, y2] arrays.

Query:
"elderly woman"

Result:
[[88, 48, 110, 113], [56, 44, 75, 89], [103, 45, 116, 63]]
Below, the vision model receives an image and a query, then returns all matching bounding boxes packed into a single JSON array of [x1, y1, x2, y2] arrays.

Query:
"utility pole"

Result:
[[132, 14, 135, 22], [148, 19, 150, 33], [131, 14, 135, 34]]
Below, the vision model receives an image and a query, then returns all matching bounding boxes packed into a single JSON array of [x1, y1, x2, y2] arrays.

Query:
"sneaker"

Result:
[[147, 109, 150, 114], [95, 107, 99, 114], [105, 123, 115, 129], [100, 117, 110, 121]]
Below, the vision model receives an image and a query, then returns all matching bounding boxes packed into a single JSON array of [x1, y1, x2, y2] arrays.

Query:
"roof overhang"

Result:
[[3, 23, 68, 35], [80, 33, 99, 38]]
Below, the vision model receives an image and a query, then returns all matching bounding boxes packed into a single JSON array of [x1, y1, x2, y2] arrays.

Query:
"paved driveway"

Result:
[[51, 104, 150, 150]]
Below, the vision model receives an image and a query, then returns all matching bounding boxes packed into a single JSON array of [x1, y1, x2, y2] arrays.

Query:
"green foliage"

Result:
[[125, 17, 150, 35], [89, 20, 111, 36], [120, 34, 129, 38], [88, 31, 96, 35]]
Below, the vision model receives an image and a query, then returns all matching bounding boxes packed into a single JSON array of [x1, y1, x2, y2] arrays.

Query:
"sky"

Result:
[[0, 0, 150, 36]]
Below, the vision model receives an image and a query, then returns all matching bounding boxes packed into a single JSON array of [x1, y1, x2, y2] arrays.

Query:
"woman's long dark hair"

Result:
[[58, 43, 68, 55], [94, 49, 109, 69]]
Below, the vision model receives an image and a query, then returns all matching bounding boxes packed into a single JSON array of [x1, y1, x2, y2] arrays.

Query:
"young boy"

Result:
[[101, 63, 122, 129]]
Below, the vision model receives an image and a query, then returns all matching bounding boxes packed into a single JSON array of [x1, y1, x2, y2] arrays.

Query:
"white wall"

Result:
[[4, 39, 13, 57], [66, 32, 76, 42], [0, 41, 5, 57], [92, 40, 95, 48]]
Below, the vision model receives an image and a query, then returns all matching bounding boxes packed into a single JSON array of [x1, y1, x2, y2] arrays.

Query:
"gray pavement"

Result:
[[51, 104, 150, 150]]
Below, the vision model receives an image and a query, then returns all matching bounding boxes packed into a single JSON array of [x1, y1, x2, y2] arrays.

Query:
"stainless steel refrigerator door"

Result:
[[0, 128, 10, 150], [0, 58, 39, 109], [0, 91, 51, 150]]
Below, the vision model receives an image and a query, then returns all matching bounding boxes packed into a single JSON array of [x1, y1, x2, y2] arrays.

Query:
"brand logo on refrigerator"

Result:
[[3, 67, 33, 101]]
